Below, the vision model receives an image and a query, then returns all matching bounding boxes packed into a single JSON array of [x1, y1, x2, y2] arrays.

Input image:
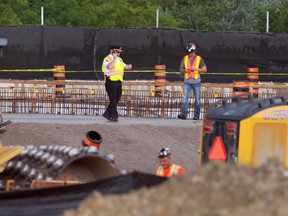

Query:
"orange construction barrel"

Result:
[[154, 65, 166, 96], [247, 67, 259, 98], [232, 80, 250, 99], [53, 65, 65, 94]]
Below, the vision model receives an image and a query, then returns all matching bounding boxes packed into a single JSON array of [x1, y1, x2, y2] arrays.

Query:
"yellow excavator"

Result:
[[200, 95, 288, 168]]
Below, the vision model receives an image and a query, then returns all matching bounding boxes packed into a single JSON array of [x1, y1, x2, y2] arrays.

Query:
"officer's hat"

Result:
[[110, 45, 123, 52]]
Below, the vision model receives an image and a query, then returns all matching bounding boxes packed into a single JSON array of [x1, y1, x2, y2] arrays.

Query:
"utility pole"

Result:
[[156, 8, 159, 28], [41, 7, 44, 26], [266, 11, 269, 33]]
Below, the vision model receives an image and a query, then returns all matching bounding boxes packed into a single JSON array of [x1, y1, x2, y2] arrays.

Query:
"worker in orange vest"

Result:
[[178, 42, 207, 120], [155, 147, 185, 177]]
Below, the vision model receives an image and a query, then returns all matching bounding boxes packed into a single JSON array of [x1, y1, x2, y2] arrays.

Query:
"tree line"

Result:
[[0, 0, 287, 33]]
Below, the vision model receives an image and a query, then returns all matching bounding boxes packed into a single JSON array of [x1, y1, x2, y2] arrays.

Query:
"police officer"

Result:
[[102, 46, 132, 122]]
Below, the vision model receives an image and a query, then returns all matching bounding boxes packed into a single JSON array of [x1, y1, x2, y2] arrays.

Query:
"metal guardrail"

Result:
[[0, 81, 287, 119]]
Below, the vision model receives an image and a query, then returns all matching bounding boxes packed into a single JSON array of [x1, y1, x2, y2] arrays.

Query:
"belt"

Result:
[[105, 76, 121, 82]]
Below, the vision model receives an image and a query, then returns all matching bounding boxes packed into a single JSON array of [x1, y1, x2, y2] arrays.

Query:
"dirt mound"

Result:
[[65, 159, 288, 216]]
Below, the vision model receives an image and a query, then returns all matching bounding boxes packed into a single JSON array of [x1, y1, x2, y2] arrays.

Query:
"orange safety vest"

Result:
[[155, 164, 183, 177], [102, 56, 125, 81], [183, 55, 202, 79]]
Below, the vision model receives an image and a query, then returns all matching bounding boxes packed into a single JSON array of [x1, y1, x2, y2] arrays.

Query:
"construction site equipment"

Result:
[[0, 38, 8, 57], [0, 145, 24, 172], [0, 128, 119, 191], [0, 144, 120, 191], [200, 96, 288, 167]]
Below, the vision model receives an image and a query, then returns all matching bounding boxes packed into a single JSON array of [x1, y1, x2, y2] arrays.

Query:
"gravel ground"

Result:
[[0, 114, 201, 174]]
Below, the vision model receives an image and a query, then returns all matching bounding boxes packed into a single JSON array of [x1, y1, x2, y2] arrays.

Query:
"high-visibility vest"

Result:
[[155, 164, 181, 177], [102, 56, 125, 81], [183, 55, 202, 79]]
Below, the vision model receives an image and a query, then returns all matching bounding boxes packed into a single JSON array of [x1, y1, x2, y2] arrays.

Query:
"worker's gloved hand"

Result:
[[126, 64, 132, 70], [191, 67, 198, 71]]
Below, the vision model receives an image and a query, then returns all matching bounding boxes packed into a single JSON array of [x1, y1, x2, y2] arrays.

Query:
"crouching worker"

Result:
[[155, 147, 185, 177]]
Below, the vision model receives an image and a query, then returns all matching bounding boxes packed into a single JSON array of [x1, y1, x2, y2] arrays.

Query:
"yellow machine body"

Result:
[[200, 96, 288, 168], [0, 145, 24, 171], [238, 105, 288, 167]]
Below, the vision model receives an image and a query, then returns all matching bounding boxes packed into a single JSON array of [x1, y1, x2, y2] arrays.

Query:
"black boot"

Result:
[[177, 113, 187, 120], [193, 115, 199, 120]]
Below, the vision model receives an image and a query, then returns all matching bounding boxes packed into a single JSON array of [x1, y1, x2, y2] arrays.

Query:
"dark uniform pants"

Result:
[[105, 78, 122, 118]]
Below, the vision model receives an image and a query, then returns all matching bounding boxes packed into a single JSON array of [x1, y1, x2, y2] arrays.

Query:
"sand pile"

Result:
[[65, 159, 288, 216]]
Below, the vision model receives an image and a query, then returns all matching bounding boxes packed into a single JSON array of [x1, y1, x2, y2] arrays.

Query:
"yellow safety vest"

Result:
[[183, 55, 202, 79], [102, 56, 125, 81]]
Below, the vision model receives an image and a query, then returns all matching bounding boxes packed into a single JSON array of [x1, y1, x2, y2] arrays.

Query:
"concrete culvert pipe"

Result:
[[81, 131, 102, 149], [56, 156, 119, 182]]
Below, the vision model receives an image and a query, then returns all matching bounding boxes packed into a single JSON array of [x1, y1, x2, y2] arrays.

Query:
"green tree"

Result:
[[2, 0, 288, 33], [0, 3, 22, 25], [256, 0, 288, 33], [1, 0, 179, 28], [171, 0, 260, 31], [8, 0, 39, 25], [154, 0, 175, 11], [95, 0, 178, 28], [171, 0, 288, 32]]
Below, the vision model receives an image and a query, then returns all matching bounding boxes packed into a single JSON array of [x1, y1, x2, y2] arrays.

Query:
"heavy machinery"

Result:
[[0, 37, 8, 57], [0, 129, 120, 191], [200, 95, 288, 167]]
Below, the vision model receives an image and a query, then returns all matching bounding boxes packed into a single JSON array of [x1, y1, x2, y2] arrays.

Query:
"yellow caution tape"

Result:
[[0, 69, 286, 76], [0, 69, 54, 72]]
